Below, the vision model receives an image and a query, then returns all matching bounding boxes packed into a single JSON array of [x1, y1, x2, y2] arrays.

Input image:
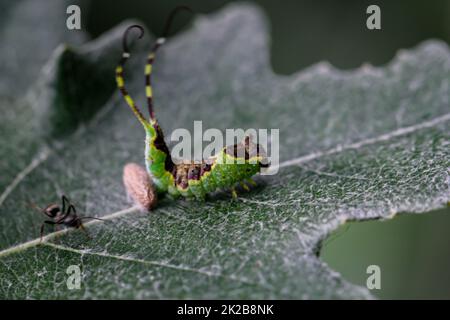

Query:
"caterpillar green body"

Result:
[[116, 23, 267, 201]]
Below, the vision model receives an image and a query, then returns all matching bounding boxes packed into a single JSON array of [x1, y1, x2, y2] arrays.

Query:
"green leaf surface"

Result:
[[0, 2, 449, 299]]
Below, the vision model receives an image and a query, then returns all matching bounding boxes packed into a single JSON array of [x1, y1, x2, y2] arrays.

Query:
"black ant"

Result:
[[31, 195, 105, 241]]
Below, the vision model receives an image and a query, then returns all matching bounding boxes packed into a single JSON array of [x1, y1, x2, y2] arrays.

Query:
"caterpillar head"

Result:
[[226, 135, 269, 171], [243, 135, 269, 169]]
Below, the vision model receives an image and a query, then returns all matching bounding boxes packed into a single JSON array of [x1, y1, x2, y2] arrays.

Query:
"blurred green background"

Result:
[[321, 208, 450, 299], [85, 0, 450, 73], [84, 0, 450, 299]]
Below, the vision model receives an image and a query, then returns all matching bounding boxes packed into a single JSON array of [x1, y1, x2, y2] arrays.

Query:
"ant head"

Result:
[[44, 204, 60, 218]]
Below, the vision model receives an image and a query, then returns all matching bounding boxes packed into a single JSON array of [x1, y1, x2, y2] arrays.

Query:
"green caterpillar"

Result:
[[116, 11, 268, 204]]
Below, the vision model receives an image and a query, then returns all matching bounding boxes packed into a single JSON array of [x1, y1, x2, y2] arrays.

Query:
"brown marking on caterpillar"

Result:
[[174, 162, 212, 187], [123, 163, 157, 211], [153, 122, 174, 173]]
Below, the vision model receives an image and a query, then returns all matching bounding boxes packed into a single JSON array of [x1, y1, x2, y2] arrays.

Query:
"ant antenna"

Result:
[[80, 216, 107, 222], [28, 202, 44, 213]]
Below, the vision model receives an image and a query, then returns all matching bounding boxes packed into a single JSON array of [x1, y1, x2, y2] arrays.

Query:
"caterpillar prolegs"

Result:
[[116, 8, 268, 208]]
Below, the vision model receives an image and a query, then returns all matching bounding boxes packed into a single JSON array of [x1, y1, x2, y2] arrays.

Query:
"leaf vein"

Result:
[[43, 242, 255, 285], [277, 113, 450, 170], [0, 146, 51, 207]]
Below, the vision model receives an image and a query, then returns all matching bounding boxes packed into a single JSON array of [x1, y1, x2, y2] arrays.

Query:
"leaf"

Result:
[[0, 2, 449, 299], [0, 0, 85, 199]]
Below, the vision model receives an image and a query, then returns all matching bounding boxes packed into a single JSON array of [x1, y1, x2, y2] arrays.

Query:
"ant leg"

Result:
[[40, 223, 45, 242], [55, 196, 71, 223], [53, 224, 61, 243], [78, 222, 91, 240], [61, 195, 70, 215], [40, 221, 57, 242], [69, 204, 76, 214]]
